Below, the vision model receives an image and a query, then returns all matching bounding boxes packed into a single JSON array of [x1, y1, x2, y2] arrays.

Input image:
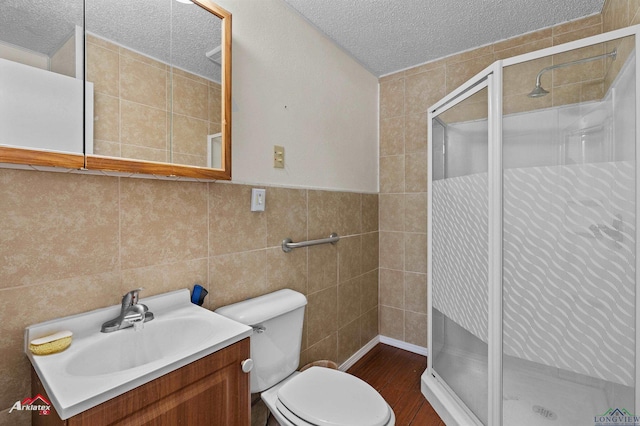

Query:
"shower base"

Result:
[[423, 348, 634, 426]]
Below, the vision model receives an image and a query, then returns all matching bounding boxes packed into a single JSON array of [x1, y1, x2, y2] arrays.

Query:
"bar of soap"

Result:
[[29, 330, 73, 355]]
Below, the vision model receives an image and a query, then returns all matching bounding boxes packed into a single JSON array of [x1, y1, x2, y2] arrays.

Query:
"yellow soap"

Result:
[[29, 330, 73, 355]]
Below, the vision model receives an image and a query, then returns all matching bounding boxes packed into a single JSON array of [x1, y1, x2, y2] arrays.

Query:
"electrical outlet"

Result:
[[251, 188, 266, 212], [274, 145, 284, 168]]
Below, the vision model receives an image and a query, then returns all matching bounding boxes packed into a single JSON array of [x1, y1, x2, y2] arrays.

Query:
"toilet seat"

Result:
[[276, 367, 391, 426]]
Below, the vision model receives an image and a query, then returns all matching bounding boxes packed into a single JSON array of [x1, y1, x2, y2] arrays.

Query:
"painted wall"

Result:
[[214, 0, 379, 192]]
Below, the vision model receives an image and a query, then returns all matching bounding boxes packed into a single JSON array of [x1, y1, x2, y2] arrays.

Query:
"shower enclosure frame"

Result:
[[423, 24, 640, 426]]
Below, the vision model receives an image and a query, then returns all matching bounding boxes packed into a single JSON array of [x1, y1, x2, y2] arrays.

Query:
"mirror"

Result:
[[0, 0, 86, 168], [0, 0, 231, 179]]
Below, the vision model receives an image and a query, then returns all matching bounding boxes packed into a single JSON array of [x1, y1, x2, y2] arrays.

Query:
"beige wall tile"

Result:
[[379, 232, 404, 270], [405, 152, 428, 193], [209, 183, 267, 255], [338, 277, 361, 327], [553, 24, 602, 46], [405, 233, 427, 274], [119, 47, 167, 71], [87, 43, 119, 97], [445, 45, 494, 66], [493, 38, 553, 61], [405, 311, 427, 347], [94, 93, 120, 142], [0, 170, 119, 288], [405, 67, 446, 115], [120, 179, 207, 269], [120, 55, 167, 110], [0, 272, 120, 409], [493, 28, 552, 53], [379, 268, 404, 309], [172, 74, 209, 121], [308, 190, 360, 238], [446, 54, 494, 94], [361, 232, 379, 273], [360, 307, 379, 344], [300, 333, 337, 367], [380, 117, 404, 156], [379, 193, 404, 232], [266, 247, 307, 295], [603, 0, 630, 31], [338, 236, 362, 283], [121, 101, 167, 150], [405, 272, 427, 314], [361, 194, 379, 233], [266, 187, 307, 247], [93, 140, 121, 157], [380, 78, 405, 119], [307, 286, 337, 345], [405, 113, 428, 153], [379, 155, 405, 193], [308, 244, 338, 294], [121, 259, 208, 301], [172, 152, 207, 168], [360, 270, 378, 313], [208, 84, 222, 125], [121, 144, 167, 163], [379, 306, 404, 340], [172, 114, 209, 157], [338, 318, 361, 364], [552, 14, 602, 36], [209, 250, 268, 310], [405, 193, 427, 233]]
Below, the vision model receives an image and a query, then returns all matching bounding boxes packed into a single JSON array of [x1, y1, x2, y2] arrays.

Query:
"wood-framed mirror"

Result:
[[0, 0, 231, 180], [84, 0, 232, 180], [0, 0, 86, 169]]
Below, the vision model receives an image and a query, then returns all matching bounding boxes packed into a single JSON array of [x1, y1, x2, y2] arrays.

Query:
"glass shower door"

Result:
[[430, 82, 490, 424], [501, 35, 637, 425]]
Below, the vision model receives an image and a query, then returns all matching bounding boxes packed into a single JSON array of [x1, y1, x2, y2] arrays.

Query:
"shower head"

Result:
[[528, 83, 549, 98], [527, 48, 617, 99]]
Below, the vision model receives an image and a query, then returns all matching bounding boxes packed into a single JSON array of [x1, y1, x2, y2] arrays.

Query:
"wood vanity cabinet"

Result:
[[32, 338, 250, 426]]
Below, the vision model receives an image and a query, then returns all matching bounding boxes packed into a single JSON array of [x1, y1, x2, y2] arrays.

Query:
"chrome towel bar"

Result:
[[282, 233, 339, 253]]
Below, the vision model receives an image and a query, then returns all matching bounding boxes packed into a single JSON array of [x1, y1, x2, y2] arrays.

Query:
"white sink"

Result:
[[25, 289, 252, 420]]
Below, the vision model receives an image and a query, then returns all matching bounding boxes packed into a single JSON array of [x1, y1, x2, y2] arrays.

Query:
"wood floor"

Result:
[[347, 343, 445, 426]]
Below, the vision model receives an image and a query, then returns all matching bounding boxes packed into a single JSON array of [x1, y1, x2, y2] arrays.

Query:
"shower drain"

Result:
[[533, 405, 558, 421]]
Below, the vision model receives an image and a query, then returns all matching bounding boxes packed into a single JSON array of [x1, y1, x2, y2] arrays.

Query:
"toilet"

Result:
[[215, 289, 395, 426]]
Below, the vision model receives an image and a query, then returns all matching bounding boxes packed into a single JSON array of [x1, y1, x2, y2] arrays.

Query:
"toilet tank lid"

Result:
[[214, 289, 307, 325]]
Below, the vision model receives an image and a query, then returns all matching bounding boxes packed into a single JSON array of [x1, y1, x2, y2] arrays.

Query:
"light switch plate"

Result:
[[251, 188, 266, 212], [274, 145, 284, 168]]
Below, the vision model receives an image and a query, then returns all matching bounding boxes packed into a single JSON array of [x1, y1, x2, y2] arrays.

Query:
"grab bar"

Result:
[[282, 233, 339, 253]]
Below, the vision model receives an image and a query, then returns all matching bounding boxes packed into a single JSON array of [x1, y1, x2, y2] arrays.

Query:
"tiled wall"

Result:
[[378, 1, 640, 348], [0, 169, 378, 425], [88, 34, 222, 167]]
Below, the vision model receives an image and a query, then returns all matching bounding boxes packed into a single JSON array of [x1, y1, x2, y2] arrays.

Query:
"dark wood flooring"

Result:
[[347, 343, 445, 426]]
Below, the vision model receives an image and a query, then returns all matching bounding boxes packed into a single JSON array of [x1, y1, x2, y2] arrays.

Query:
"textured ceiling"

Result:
[[281, 0, 606, 77], [0, 0, 222, 81]]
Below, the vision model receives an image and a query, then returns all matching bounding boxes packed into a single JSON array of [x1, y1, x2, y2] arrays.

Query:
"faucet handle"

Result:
[[122, 288, 144, 307]]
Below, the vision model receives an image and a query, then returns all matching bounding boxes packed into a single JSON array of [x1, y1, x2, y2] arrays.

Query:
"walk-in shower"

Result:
[[424, 25, 639, 426]]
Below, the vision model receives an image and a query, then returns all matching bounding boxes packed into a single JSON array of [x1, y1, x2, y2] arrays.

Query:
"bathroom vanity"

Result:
[[26, 289, 252, 426], [31, 338, 250, 426]]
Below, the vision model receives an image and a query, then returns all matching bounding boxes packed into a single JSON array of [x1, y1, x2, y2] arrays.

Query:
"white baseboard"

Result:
[[379, 335, 429, 356], [338, 335, 429, 372], [338, 336, 381, 371]]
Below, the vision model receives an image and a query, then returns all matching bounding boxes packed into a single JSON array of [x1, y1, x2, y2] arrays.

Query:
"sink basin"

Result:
[[66, 315, 215, 376], [25, 289, 252, 420]]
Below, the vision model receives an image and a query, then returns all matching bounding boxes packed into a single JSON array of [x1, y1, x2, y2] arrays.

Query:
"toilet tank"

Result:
[[215, 289, 307, 393]]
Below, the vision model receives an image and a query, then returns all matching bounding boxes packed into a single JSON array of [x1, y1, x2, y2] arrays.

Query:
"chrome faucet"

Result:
[[101, 288, 154, 333]]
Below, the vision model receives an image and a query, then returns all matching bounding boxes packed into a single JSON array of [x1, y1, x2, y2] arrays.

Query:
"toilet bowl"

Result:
[[215, 289, 395, 426], [261, 367, 395, 426]]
